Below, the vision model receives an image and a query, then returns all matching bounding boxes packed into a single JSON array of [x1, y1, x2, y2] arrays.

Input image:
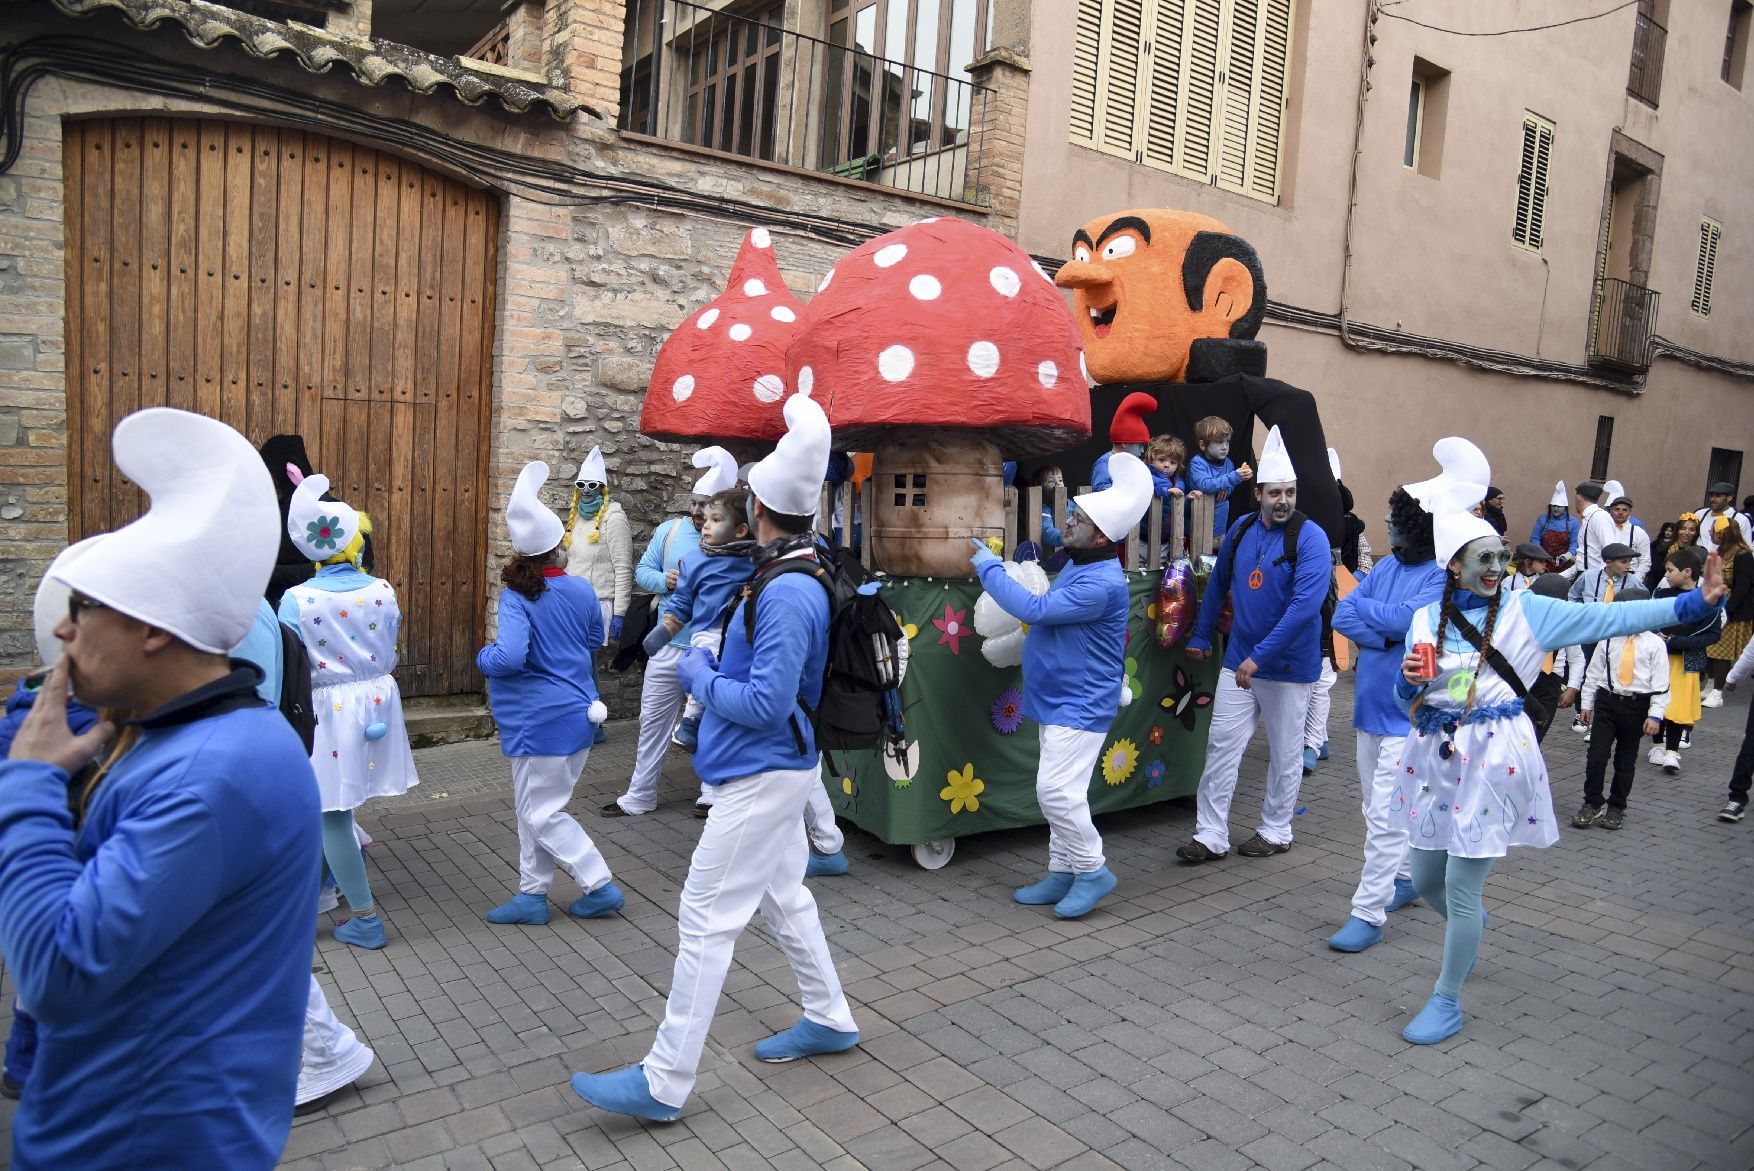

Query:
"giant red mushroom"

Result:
[[640, 227, 806, 450], [786, 217, 1089, 577]]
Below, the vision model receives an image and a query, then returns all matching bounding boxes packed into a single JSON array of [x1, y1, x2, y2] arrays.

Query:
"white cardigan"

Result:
[[565, 499, 634, 616]]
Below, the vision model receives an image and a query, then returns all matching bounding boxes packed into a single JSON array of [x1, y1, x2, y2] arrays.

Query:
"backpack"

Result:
[[1219, 510, 1337, 652], [277, 622, 317, 754], [722, 545, 907, 770]]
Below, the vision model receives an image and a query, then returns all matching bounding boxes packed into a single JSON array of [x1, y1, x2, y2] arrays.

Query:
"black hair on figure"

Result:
[[1181, 232, 1267, 340], [1387, 487, 1436, 564]]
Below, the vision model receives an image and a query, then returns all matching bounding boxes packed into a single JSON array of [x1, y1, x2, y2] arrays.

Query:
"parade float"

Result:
[[641, 218, 1226, 868]]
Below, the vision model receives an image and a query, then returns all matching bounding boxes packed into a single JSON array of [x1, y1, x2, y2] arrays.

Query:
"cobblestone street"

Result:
[[7, 689, 1753, 1171]]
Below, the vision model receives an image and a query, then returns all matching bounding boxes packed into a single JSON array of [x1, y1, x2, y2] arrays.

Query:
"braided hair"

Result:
[[1409, 572, 1503, 720]]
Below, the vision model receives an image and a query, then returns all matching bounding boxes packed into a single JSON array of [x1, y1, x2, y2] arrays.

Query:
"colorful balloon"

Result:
[[1156, 558, 1196, 648]]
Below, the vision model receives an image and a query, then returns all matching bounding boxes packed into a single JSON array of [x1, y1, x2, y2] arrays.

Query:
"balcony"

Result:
[[1627, 10, 1666, 106], [619, 0, 993, 205], [1589, 277, 1660, 371]]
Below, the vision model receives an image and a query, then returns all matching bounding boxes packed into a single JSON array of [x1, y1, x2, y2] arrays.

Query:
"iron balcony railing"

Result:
[[1628, 11, 1667, 106], [618, 0, 992, 205], [1590, 277, 1660, 371]]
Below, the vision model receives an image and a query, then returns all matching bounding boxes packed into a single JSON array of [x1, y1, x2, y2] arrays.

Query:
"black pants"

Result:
[[1730, 696, 1754, 803], [1652, 719, 1691, 750], [1585, 689, 1654, 809], [1529, 673, 1562, 744]]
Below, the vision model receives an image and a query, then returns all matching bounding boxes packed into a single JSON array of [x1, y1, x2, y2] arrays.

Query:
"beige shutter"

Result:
[[1070, 0, 1105, 146], [1175, 0, 1225, 181], [1098, 0, 1149, 156], [1139, 0, 1187, 170], [1209, 0, 1292, 201], [1248, 0, 1293, 200], [1691, 217, 1722, 317], [1513, 114, 1555, 250]]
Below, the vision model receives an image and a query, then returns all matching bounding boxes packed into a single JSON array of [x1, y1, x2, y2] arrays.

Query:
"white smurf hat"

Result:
[[575, 446, 607, 488], [33, 539, 100, 666], [287, 473, 362, 564], [1327, 447, 1342, 483], [1549, 480, 1568, 509], [692, 445, 739, 498], [748, 393, 831, 517], [1257, 426, 1296, 484], [51, 408, 278, 655], [1434, 501, 1503, 569], [1602, 479, 1626, 504], [1404, 437, 1491, 512], [1075, 451, 1154, 542], [507, 461, 566, 557]]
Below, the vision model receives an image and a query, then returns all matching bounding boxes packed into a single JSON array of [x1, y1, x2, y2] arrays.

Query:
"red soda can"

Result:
[[1412, 642, 1438, 682]]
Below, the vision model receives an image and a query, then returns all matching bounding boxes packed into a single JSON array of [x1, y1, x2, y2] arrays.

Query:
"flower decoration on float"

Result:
[[991, 688, 1024, 735], [1101, 738, 1139, 786], [941, 764, 985, 814]]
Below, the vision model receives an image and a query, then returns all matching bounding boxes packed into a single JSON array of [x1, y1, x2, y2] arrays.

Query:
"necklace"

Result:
[[1247, 527, 1265, 590]]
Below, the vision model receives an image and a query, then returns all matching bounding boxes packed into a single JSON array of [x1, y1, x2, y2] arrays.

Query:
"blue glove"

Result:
[[676, 646, 718, 695], [642, 623, 672, 657], [609, 615, 625, 642], [969, 537, 1002, 572]]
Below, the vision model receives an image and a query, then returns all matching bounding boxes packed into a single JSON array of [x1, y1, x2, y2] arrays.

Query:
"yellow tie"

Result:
[[1617, 637, 1637, 687], [1542, 651, 1555, 675], [1605, 578, 1616, 604]]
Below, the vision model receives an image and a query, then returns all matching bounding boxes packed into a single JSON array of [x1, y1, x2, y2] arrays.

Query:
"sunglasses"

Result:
[[67, 593, 108, 624]]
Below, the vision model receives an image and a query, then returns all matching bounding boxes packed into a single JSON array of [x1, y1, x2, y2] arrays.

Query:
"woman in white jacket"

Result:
[[564, 447, 633, 744]]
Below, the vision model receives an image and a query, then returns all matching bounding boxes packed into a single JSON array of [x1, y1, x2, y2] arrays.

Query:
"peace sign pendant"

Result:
[[1248, 568, 1264, 590]]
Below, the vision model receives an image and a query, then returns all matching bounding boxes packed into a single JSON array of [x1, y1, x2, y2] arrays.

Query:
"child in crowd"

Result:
[[1146, 435, 1200, 537], [1575, 588, 1669, 831], [1568, 543, 1638, 735], [1508, 544, 1552, 590], [1526, 573, 1584, 744], [1188, 416, 1252, 538], [645, 488, 757, 752], [1719, 629, 1754, 822], [1651, 547, 1719, 772]]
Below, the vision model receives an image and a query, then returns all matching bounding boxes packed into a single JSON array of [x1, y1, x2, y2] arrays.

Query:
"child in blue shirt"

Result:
[[1147, 434, 1202, 541], [1188, 415, 1253, 537], [645, 489, 756, 751]]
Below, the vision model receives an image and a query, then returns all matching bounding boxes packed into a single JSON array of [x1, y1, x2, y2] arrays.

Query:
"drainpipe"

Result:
[[1337, 0, 1380, 348]]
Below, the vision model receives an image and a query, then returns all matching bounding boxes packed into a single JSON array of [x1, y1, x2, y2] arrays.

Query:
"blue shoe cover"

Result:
[[1387, 878, 1420, 912], [1302, 747, 1318, 774], [1402, 994, 1464, 1045], [673, 715, 699, 753], [1013, 871, 1074, 905], [568, 882, 625, 919], [754, 1017, 861, 1063], [570, 1065, 681, 1121], [592, 723, 607, 745], [805, 850, 849, 878], [1328, 916, 1385, 953], [1317, 741, 1331, 761], [1053, 867, 1118, 919], [487, 893, 549, 925], [334, 914, 386, 950]]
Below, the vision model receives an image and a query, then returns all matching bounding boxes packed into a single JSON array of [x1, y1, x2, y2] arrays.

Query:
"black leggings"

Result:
[[1652, 719, 1691, 750], [1708, 660, 1730, 689]]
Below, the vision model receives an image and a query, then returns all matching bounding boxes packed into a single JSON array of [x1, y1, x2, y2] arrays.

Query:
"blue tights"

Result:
[[323, 810, 374, 914], [1410, 849, 1494, 999]]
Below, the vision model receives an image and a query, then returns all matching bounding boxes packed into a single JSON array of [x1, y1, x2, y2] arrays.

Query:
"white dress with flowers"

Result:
[[287, 574, 419, 811]]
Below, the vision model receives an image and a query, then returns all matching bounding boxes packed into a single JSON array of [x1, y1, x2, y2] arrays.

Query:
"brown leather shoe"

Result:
[[1235, 833, 1291, 857], [1175, 839, 1227, 864]]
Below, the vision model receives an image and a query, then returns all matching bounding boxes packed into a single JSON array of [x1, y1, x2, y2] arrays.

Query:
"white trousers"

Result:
[[1194, 671, 1315, 852], [1347, 730, 1413, 926], [642, 764, 856, 1107], [803, 779, 844, 855], [681, 629, 724, 723], [1305, 660, 1337, 750], [297, 975, 375, 1105], [621, 645, 711, 812], [1036, 725, 1107, 874], [512, 748, 612, 895]]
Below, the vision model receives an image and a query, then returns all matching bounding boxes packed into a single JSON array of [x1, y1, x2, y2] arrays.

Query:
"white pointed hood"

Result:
[[1602, 479, 1626, 504], [1257, 426, 1295, 484], [1327, 447, 1342, 484], [287, 473, 362, 564], [748, 393, 831, 517], [692, 445, 739, 498], [1434, 505, 1503, 570], [575, 446, 607, 487], [51, 408, 279, 655], [33, 539, 101, 666], [1075, 451, 1154, 542], [507, 461, 566, 556], [1549, 480, 1568, 509], [1404, 437, 1491, 513]]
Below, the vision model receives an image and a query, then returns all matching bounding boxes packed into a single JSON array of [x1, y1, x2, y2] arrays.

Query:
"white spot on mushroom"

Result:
[[742, 278, 768, 297], [908, 274, 942, 301], [753, 374, 785, 402], [1037, 360, 1058, 388], [672, 374, 695, 402], [878, 345, 915, 382], [697, 308, 720, 329], [751, 227, 772, 248], [874, 243, 908, 269], [989, 266, 1021, 298], [967, 341, 1000, 378], [798, 365, 815, 395], [817, 268, 835, 292], [728, 323, 753, 342], [770, 305, 796, 322]]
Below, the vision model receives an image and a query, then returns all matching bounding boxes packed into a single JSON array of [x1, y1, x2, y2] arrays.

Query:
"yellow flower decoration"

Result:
[[940, 763, 985, 814], [841, 776, 855, 795], [893, 610, 918, 640], [1101, 738, 1139, 786]]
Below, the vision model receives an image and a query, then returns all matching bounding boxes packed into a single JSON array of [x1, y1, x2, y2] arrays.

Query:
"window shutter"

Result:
[[1513, 114, 1554, 250], [1209, 0, 1292, 201], [1692, 217, 1722, 317], [1248, 0, 1293, 201], [1175, 0, 1225, 180], [1070, 0, 1105, 146], [1139, 0, 1187, 170], [1098, 0, 1148, 156]]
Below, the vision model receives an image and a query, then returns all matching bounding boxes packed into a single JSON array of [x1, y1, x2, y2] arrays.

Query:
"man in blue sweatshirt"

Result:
[[0, 408, 318, 1171], [973, 452, 1155, 920], [571, 393, 858, 1122], [1178, 427, 1331, 862], [1326, 485, 1446, 952]]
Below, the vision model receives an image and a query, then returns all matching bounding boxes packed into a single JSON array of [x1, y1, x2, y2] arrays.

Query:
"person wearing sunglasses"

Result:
[[562, 446, 633, 746]]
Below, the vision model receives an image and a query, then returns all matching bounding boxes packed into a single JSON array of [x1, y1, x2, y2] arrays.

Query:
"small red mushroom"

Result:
[[640, 227, 805, 446]]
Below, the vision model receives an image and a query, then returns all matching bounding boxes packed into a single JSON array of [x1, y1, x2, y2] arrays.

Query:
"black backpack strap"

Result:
[[1448, 609, 1530, 700], [1274, 511, 1306, 568], [1220, 513, 1258, 586]]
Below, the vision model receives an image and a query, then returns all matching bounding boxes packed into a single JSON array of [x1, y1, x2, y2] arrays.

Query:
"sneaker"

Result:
[[1573, 719, 1588, 735], [1572, 803, 1603, 828], [1601, 806, 1625, 831], [1647, 744, 1666, 767], [316, 883, 340, 914], [1662, 751, 1681, 776], [1703, 688, 1724, 708], [1236, 833, 1291, 858], [1719, 800, 1747, 822], [1175, 840, 1227, 864], [1679, 728, 1692, 750], [692, 802, 712, 820], [672, 715, 700, 753]]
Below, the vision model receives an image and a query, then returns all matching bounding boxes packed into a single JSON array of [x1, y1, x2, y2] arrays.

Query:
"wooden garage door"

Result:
[[63, 117, 498, 697]]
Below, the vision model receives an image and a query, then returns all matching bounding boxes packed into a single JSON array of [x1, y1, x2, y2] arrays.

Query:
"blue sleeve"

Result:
[[1188, 528, 1241, 652], [1040, 508, 1062, 548], [1091, 453, 1113, 493], [1251, 524, 1332, 667], [0, 762, 226, 1022], [666, 559, 699, 624], [1528, 519, 1545, 545], [1334, 562, 1444, 648], [696, 590, 814, 731], [1190, 459, 1241, 495], [977, 561, 1112, 626], [635, 520, 672, 595], [476, 591, 532, 677], [1520, 589, 1718, 651], [276, 590, 301, 631], [1567, 573, 1588, 603]]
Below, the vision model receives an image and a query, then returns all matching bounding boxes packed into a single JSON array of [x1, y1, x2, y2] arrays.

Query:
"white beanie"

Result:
[[575, 446, 607, 487], [1549, 480, 1568, 509], [1434, 503, 1503, 569], [1257, 426, 1295, 484], [287, 473, 362, 564], [748, 393, 831, 517], [507, 461, 566, 557], [692, 446, 739, 498], [1075, 451, 1155, 542], [51, 408, 279, 655]]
